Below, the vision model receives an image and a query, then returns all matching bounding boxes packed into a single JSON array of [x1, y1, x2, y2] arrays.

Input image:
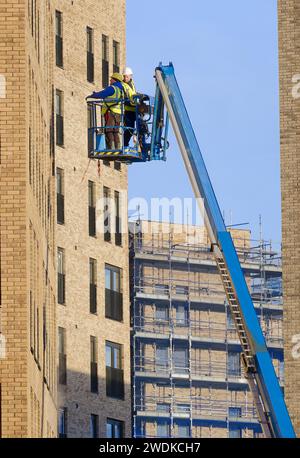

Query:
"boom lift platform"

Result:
[[87, 63, 296, 438]]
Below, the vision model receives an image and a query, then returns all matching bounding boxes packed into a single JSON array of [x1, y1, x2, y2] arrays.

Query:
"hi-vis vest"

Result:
[[102, 85, 124, 115], [122, 80, 137, 112]]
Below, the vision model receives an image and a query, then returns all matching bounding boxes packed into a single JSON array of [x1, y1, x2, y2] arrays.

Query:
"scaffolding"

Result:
[[130, 221, 283, 438]]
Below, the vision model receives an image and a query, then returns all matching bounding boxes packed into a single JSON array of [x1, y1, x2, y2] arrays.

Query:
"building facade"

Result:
[[130, 221, 283, 438], [53, 0, 131, 438], [0, 0, 57, 437], [278, 0, 300, 436]]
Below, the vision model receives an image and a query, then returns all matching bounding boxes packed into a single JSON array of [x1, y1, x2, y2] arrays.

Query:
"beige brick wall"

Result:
[[0, 0, 57, 438], [278, 0, 300, 436], [54, 0, 131, 438]]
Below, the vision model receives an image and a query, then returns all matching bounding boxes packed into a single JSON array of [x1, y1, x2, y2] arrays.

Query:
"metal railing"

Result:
[[133, 316, 283, 347], [133, 239, 282, 268], [136, 395, 257, 420]]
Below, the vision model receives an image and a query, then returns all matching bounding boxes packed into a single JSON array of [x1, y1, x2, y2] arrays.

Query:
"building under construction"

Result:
[[130, 221, 284, 438]]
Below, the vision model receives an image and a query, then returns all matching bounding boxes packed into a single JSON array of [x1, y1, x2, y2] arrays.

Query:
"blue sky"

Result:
[[126, 0, 280, 245]]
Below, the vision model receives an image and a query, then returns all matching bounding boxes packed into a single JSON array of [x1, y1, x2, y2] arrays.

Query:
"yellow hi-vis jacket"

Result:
[[122, 80, 137, 112], [101, 84, 124, 115]]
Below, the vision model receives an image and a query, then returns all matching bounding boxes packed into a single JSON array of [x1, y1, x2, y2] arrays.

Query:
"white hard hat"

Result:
[[123, 66, 133, 76]]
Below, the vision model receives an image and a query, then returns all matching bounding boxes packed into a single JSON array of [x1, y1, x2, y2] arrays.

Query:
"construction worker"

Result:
[[122, 67, 137, 147], [87, 73, 124, 150]]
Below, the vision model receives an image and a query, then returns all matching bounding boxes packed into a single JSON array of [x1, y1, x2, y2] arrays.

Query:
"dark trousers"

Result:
[[124, 110, 136, 147], [104, 112, 121, 150]]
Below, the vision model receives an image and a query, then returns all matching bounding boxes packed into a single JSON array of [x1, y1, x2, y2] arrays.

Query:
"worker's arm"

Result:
[[86, 86, 115, 99]]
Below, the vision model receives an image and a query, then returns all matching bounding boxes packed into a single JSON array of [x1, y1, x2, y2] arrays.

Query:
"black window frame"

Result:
[[56, 167, 64, 225], [88, 180, 96, 237], [89, 258, 97, 314], [105, 264, 123, 322], [105, 341, 124, 399], [103, 186, 111, 242], [87, 27, 94, 83], [90, 336, 98, 393], [114, 191, 122, 246], [102, 35, 109, 87], [57, 247, 65, 305], [58, 327, 67, 385], [106, 418, 124, 438], [58, 407, 67, 438], [55, 89, 64, 147], [55, 10, 63, 68], [113, 40, 120, 73], [90, 414, 99, 438]]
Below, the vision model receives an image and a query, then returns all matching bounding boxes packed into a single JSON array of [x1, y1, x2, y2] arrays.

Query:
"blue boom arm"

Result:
[[155, 63, 295, 438]]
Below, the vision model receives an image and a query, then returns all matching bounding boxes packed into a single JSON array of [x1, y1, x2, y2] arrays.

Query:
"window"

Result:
[[103, 187, 111, 242], [175, 285, 188, 295], [55, 11, 63, 67], [114, 161, 121, 171], [55, 89, 64, 146], [113, 41, 120, 73], [58, 327, 66, 385], [228, 407, 242, 419], [58, 407, 67, 438], [90, 414, 99, 438], [88, 181, 96, 237], [87, 27, 94, 83], [176, 305, 187, 326], [105, 264, 123, 321], [173, 347, 188, 374], [89, 258, 97, 314], [106, 341, 124, 399], [156, 346, 168, 372], [154, 283, 169, 295], [155, 305, 169, 322], [176, 404, 190, 413], [102, 35, 109, 87], [157, 421, 170, 438], [157, 403, 170, 413], [227, 352, 241, 377], [115, 191, 122, 246], [56, 168, 64, 224], [106, 418, 124, 438], [87, 105, 94, 156], [57, 248, 65, 304], [90, 336, 98, 393], [229, 427, 242, 438], [177, 424, 190, 438]]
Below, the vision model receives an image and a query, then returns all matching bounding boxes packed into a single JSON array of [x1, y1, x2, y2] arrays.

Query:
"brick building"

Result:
[[0, 0, 57, 437], [0, 0, 130, 438], [130, 221, 283, 438], [53, 0, 131, 438], [278, 0, 300, 436]]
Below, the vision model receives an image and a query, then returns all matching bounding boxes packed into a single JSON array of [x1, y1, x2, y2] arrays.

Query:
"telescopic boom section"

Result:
[[155, 63, 296, 438]]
